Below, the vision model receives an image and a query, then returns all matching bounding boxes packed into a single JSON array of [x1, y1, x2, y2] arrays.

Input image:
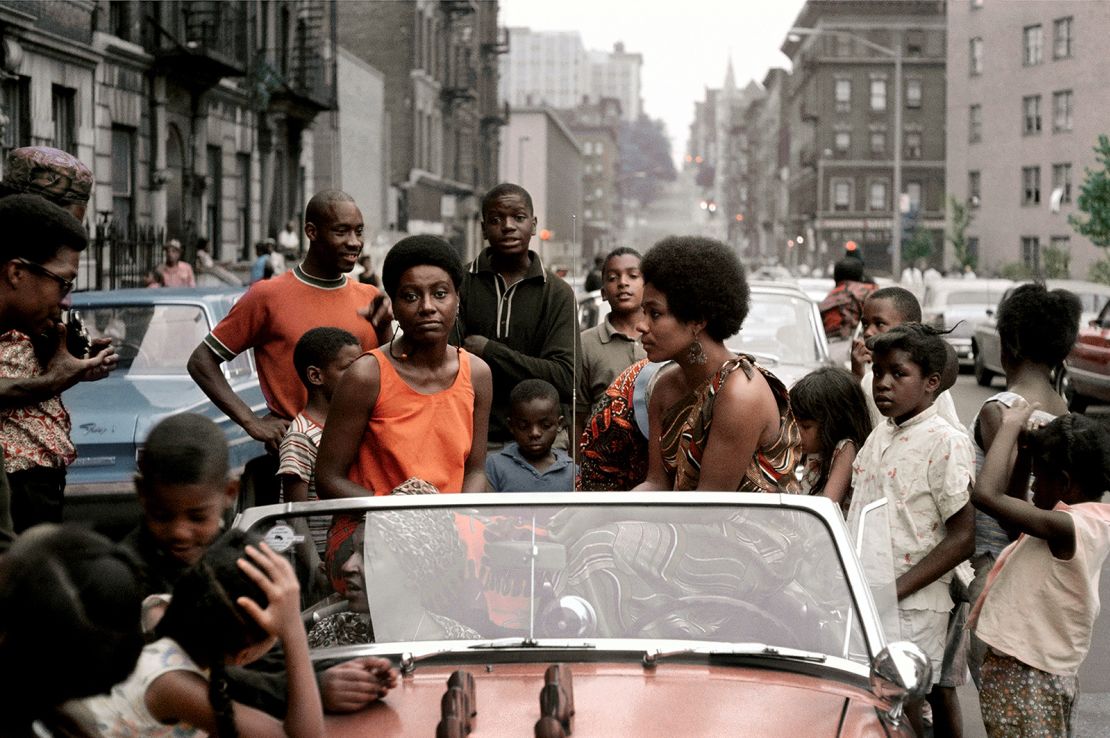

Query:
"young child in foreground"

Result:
[[278, 326, 362, 596], [486, 378, 576, 491], [122, 412, 396, 717], [68, 532, 324, 737], [971, 400, 1110, 736], [849, 323, 975, 738]]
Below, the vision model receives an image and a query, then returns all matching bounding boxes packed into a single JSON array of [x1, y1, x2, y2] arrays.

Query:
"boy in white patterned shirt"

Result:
[[849, 323, 975, 738], [278, 326, 362, 597]]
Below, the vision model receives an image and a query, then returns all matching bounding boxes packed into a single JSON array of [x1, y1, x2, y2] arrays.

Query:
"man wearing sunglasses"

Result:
[[0, 174, 117, 536]]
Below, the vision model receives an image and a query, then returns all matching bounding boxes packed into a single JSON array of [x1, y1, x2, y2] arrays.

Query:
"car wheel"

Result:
[[1055, 365, 1089, 413], [973, 346, 995, 387]]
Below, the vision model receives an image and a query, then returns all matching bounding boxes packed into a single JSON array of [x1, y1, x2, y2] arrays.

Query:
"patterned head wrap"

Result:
[[2, 146, 93, 204]]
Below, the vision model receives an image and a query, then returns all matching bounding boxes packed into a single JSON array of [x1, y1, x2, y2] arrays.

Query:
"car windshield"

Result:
[[729, 293, 820, 362], [78, 304, 210, 375], [246, 498, 874, 666], [938, 289, 994, 305]]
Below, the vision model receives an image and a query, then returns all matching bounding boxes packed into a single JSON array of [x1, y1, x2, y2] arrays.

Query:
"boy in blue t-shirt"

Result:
[[486, 379, 575, 491]]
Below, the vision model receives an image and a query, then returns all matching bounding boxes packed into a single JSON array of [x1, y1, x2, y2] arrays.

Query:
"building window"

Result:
[[1050, 235, 1071, 254], [109, 1, 132, 41], [905, 131, 923, 159], [970, 37, 984, 75], [868, 179, 888, 211], [969, 170, 981, 207], [1053, 17, 1073, 59], [236, 153, 250, 262], [1022, 95, 1042, 134], [1052, 163, 1072, 204], [1022, 166, 1041, 206], [870, 130, 886, 155], [905, 78, 923, 109], [206, 146, 222, 252], [1, 76, 30, 155], [51, 85, 76, 155], [969, 104, 982, 143], [906, 181, 923, 212], [870, 78, 887, 111], [905, 30, 924, 57], [1023, 25, 1043, 66], [835, 78, 851, 113], [834, 131, 850, 155], [1053, 90, 1073, 132], [111, 126, 135, 226], [832, 179, 852, 211], [1021, 236, 1041, 271]]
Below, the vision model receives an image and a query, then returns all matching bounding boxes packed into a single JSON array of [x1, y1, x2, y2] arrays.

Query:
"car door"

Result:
[[1068, 299, 1110, 402]]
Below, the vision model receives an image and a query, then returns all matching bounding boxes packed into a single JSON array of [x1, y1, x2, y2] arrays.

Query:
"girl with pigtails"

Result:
[[66, 531, 325, 737]]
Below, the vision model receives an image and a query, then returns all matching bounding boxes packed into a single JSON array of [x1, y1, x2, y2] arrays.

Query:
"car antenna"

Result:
[[571, 212, 578, 488]]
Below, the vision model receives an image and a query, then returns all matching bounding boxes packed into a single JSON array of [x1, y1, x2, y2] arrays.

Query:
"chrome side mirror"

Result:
[[870, 641, 932, 727]]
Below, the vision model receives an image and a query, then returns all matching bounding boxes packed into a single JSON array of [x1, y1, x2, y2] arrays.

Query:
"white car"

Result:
[[921, 278, 1014, 365]]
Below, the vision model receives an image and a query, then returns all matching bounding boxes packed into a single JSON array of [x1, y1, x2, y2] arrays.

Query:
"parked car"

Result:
[[972, 279, 1110, 387], [795, 276, 835, 303], [234, 492, 929, 737], [62, 288, 266, 535], [729, 280, 834, 386], [921, 278, 1013, 366], [1056, 295, 1110, 411]]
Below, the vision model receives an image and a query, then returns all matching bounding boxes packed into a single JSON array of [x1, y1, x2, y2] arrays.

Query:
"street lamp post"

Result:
[[789, 27, 904, 278], [517, 135, 530, 186]]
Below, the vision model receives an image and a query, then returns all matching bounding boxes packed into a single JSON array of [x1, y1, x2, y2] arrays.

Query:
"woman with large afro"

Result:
[[633, 236, 800, 491]]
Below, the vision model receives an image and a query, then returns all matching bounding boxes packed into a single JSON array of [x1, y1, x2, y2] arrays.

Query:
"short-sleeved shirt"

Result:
[[66, 637, 206, 737], [277, 412, 329, 551], [486, 442, 576, 492], [576, 316, 646, 418], [0, 331, 74, 472], [975, 502, 1110, 676], [159, 261, 195, 288], [850, 404, 975, 612], [203, 265, 382, 420]]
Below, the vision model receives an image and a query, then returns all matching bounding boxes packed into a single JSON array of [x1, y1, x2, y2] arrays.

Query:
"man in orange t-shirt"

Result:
[[187, 190, 392, 462]]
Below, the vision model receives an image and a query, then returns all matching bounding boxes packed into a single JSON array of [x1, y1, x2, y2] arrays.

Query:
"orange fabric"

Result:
[[350, 348, 474, 494], [208, 271, 381, 419]]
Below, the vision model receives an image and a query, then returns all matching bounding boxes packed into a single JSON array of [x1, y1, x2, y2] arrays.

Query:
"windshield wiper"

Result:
[[641, 643, 827, 668]]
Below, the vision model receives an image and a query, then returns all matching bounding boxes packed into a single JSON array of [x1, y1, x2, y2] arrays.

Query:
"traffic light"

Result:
[[539, 229, 553, 241]]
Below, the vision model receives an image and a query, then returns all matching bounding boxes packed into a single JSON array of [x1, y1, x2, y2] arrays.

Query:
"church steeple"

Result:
[[723, 54, 736, 94]]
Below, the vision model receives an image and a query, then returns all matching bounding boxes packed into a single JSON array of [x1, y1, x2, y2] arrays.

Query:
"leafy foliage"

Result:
[[999, 261, 1034, 280], [618, 115, 677, 207], [902, 226, 934, 264], [1042, 244, 1071, 279], [946, 195, 977, 270], [1070, 134, 1110, 248], [1089, 258, 1110, 285]]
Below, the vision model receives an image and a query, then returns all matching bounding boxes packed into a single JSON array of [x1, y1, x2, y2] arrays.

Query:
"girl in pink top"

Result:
[[316, 235, 493, 496], [971, 399, 1110, 737]]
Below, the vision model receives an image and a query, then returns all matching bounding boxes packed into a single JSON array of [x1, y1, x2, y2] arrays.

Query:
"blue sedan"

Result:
[[62, 288, 267, 534]]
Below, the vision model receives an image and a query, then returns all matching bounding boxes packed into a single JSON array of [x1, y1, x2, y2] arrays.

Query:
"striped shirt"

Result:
[[277, 412, 328, 552]]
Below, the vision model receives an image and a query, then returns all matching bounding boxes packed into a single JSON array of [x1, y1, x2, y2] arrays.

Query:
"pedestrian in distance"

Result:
[[971, 401, 1110, 737], [818, 256, 877, 341], [574, 246, 647, 449], [632, 236, 800, 492], [157, 238, 196, 288], [316, 234, 492, 496], [251, 240, 275, 284], [966, 283, 1081, 687], [849, 323, 976, 738], [487, 378, 576, 492], [65, 531, 326, 738], [456, 182, 579, 451], [790, 366, 872, 515]]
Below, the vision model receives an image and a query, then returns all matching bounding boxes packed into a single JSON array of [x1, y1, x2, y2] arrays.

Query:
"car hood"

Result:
[[322, 662, 903, 737], [65, 375, 212, 445]]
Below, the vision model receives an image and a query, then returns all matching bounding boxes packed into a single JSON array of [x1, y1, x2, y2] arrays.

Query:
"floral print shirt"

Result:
[[0, 331, 75, 472]]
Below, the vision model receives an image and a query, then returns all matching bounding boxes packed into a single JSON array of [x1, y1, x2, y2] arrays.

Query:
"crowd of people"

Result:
[[0, 143, 1106, 738]]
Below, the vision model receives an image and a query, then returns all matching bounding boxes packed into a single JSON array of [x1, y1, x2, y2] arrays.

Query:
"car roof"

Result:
[[746, 279, 814, 301], [71, 287, 245, 309]]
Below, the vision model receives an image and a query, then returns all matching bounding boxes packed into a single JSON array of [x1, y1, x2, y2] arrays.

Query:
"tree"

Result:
[[1070, 134, 1110, 247], [946, 194, 977, 270], [902, 226, 934, 265], [618, 115, 677, 208]]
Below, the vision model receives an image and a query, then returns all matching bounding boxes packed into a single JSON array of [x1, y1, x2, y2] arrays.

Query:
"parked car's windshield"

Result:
[[729, 293, 821, 362], [80, 304, 209, 374], [248, 500, 873, 666]]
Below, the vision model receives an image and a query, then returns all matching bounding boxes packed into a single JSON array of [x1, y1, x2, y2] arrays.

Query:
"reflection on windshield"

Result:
[[81, 305, 209, 374], [268, 503, 870, 664]]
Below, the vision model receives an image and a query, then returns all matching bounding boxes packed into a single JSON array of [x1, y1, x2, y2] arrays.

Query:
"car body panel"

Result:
[[728, 281, 833, 387], [1063, 297, 1110, 407], [974, 280, 1110, 387], [234, 492, 917, 737], [62, 288, 265, 526], [321, 662, 902, 737], [921, 278, 1013, 363]]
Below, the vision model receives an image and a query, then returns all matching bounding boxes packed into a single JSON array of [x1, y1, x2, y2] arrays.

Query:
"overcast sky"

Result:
[[498, 0, 808, 162]]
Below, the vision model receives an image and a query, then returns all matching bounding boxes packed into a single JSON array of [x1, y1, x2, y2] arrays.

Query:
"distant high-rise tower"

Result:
[[500, 28, 590, 110], [589, 41, 643, 122]]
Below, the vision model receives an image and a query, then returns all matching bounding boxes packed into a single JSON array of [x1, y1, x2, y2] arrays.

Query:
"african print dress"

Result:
[[659, 355, 801, 492]]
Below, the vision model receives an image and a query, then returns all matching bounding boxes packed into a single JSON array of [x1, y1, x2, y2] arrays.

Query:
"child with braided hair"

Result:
[[69, 531, 325, 738]]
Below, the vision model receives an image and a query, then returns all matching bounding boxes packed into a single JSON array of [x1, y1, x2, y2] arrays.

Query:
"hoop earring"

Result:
[[687, 333, 707, 365]]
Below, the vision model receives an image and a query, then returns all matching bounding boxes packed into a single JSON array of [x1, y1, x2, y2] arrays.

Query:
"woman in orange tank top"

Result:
[[315, 236, 493, 495]]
